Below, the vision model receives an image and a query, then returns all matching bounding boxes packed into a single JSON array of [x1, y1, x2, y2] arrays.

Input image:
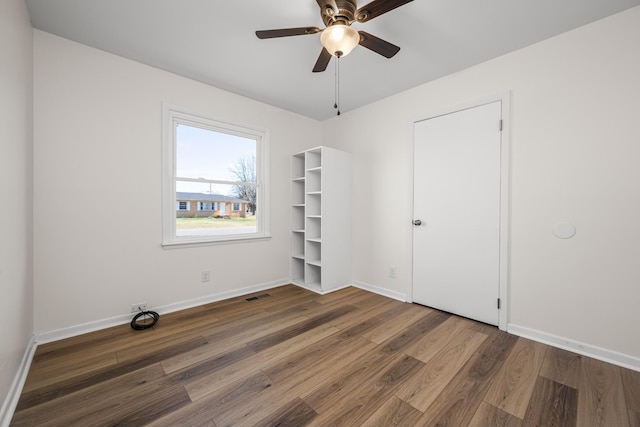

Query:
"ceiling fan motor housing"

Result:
[[322, 0, 359, 26]]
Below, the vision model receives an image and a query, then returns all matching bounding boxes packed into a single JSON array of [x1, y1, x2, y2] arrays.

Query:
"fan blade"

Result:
[[316, 0, 339, 18], [355, 0, 413, 22], [313, 48, 332, 72], [256, 27, 321, 39], [358, 31, 400, 58]]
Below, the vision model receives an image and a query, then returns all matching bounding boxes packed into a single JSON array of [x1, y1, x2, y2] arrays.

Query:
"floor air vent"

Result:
[[245, 293, 271, 302]]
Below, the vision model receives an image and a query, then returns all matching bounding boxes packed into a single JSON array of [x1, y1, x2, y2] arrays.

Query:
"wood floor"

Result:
[[11, 285, 640, 426]]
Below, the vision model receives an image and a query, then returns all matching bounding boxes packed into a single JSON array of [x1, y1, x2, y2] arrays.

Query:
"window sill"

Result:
[[162, 234, 271, 249]]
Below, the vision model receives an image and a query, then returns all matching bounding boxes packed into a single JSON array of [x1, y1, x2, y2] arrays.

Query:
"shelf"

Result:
[[306, 193, 321, 216], [306, 217, 321, 240], [305, 263, 321, 287], [292, 152, 306, 179], [306, 149, 322, 169], [291, 146, 350, 293], [292, 257, 304, 283]]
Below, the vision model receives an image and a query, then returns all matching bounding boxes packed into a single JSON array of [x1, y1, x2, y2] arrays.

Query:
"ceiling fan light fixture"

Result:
[[321, 24, 359, 57]]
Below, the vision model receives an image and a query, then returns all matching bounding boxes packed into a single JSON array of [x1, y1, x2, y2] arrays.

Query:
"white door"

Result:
[[412, 101, 502, 325]]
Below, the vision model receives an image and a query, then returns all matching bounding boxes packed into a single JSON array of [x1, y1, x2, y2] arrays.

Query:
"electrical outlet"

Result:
[[130, 302, 147, 313], [201, 271, 210, 282], [388, 266, 397, 278]]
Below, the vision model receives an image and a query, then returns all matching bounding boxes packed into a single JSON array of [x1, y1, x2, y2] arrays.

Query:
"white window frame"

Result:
[[162, 104, 270, 247]]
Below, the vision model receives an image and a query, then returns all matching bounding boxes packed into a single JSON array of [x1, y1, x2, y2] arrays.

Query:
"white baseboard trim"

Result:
[[508, 323, 640, 373], [0, 335, 37, 427], [292, 282, 352, 295], [351, 281, 407, 302], [35, 278, 290, 345]]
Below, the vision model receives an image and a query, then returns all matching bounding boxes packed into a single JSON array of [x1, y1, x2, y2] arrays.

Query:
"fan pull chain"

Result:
[[334, 54, 341, 116]]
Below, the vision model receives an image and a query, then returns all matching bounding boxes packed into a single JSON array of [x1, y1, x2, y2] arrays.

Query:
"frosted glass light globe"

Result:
[[321, 24, 359, 57]]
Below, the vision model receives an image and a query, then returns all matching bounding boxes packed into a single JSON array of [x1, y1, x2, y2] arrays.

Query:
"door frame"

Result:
[[406, 92, 511, 331]]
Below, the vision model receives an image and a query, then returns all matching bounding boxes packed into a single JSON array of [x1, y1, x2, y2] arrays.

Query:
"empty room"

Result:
[[2, 0, 640, 425]]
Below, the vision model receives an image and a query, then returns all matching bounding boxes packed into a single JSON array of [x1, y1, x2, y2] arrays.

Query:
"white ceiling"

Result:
[[25, 0, 640, 121]]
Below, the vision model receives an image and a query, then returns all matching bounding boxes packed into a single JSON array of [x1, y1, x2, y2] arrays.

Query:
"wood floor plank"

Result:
[[218, 338, 382, 426], [115, 329, 216, 364], [522, 376, 577, 427], [12, 364, 164, 426], [484, 337, 547, 418], [622, 367, 640, 413], [469, 401, 523, 427], [252, 398, 318, 427], [263, 333, 378, 387], [333, 299, 416, 339], [204, 372, 276, 427], [166, 344, 256, 385], [361, 303, 431, 344], [378, 309, 450, 355], [161, 314, 309, 374], [312, 285, 363, 304], [405, 314, 477, 363], [394, 327, 487, 411], [21, 350, 118, 392], [150, 372, 273, 427], [15, 335, 207, 411], [245, 305, 357, 352], [305, 355, 424, 426], [360, 395, 423, 427], [539, 346, 582, 389], [578, 357, 630, 427], [184, 323, 340, 401], [301, 349, 401, 414], [327, 294, 402, 330], [12, 364, 180, 427], [417, 330, 519, 426], [31, 327, 117, 362]]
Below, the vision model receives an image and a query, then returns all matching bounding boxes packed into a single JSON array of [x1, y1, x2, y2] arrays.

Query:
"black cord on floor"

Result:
[[130, 310, 159, 330]]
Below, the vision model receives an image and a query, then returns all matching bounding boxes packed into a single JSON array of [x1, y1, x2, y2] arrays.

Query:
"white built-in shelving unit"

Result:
[[291, 146, 351, 293]]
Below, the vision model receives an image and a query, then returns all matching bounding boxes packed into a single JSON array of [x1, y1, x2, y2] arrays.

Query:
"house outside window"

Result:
[[162, 104, 269, 247]]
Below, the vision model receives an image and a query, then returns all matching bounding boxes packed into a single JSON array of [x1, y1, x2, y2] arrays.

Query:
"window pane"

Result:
[[175, 182, 256, 238], [176, 124, 256, 182]]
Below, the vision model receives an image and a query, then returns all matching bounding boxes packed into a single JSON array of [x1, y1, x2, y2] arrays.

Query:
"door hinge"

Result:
[[497, 298, 501, 309], [499, 119, 503, 131]]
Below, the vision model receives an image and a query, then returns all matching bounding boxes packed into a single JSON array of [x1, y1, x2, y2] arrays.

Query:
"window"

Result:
[[198, 202, 215, 211], [162, 104, 269, 247]]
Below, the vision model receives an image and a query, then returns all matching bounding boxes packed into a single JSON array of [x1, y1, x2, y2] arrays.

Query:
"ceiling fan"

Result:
[[256, 0, 413, 72]]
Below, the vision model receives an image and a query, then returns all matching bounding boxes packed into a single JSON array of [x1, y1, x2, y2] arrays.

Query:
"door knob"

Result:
[[413, 219, 422, 226]]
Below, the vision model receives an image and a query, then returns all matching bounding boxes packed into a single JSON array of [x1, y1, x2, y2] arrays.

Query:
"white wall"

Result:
[[326, 7, 640, 362], [33, 31, 321, 336], [0, 0, 34, 419]]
